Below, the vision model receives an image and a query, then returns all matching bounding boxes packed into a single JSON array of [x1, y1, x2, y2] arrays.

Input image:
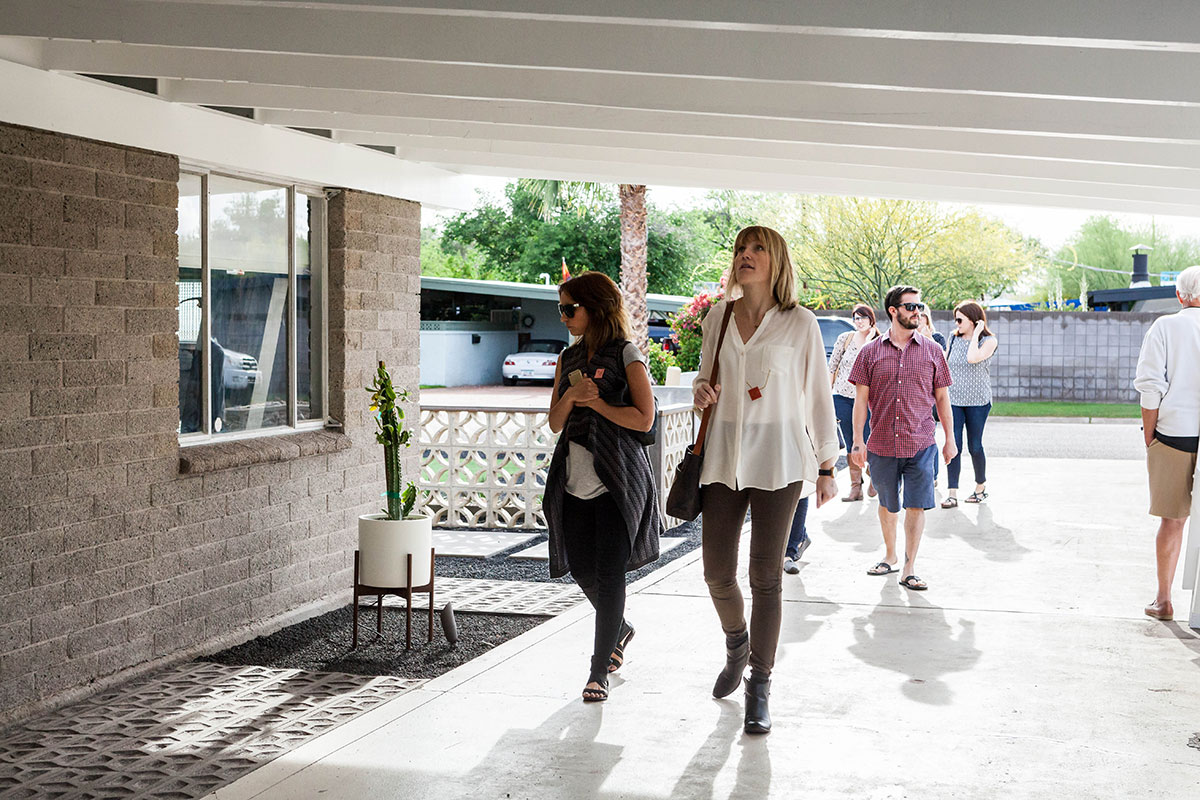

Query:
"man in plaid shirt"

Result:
[[849, 285, 957, 591]]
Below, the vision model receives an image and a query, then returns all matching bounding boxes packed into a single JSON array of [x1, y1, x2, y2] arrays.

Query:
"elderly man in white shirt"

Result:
[[1133, 264, 1200, 621]]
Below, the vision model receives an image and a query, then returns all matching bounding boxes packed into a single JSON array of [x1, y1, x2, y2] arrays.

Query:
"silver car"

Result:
[[502, 339, 568, 385]]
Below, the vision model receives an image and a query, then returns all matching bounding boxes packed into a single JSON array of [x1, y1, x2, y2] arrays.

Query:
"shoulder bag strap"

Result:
[[694, 301, 736, 455]]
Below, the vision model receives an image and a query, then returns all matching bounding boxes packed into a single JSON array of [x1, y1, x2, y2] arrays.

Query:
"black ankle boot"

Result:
[[744, 674, 771, 734], [712, 634, 750, 698]]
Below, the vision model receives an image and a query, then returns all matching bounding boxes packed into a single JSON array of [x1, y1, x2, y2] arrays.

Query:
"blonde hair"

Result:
[[724, 226, 798, 310], [559, 271, 632, 351]]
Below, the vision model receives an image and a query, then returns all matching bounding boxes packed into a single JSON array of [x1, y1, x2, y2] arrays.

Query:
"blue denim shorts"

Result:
[[867, 444, 937, 513]]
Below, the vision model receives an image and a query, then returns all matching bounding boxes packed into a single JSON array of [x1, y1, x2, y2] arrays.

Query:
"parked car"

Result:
[[815, 316, 855, 359], [222, 346, 261, 391], [502, 339, 568, 385], [648, 322, 677, 352]]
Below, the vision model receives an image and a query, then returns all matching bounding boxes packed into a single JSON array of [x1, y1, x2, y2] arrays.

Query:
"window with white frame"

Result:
[[177, 171, 327, 440]]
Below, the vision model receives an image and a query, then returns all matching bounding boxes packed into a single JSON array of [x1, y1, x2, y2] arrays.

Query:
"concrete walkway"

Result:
[[205, 454, 1200, 800]]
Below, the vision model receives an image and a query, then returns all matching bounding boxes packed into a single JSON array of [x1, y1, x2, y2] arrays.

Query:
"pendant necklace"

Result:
[[746, 371, 771, 401], [739, 302, 771, 400]]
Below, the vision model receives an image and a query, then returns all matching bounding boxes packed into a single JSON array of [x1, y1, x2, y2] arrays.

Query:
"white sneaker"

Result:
[[783, 557, 800, 575]]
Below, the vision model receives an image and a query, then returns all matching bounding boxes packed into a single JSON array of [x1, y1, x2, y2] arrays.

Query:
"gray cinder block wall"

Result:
[[0, 121, 421, 725], [823, 309, 1160, 403]]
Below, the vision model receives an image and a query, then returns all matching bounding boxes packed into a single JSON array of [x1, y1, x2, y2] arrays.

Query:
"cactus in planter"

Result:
[[367, 360, 417, 520]]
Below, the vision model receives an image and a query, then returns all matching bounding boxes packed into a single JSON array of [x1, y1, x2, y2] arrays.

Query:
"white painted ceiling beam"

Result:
[[0, 60, 475, 209], [330, 129, 1200, 194], [164, 80, 1200, 145], [424, 153, 1200, 218], [316, 113, 1200, 173], [268, 129, 1200, 209], [27, 37, 1200, 107], [45, 0, 1200, 50], [5, 1, 1200, 97]]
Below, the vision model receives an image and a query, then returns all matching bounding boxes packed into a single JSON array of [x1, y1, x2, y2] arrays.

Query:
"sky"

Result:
[[423, 175, 1200, 256]]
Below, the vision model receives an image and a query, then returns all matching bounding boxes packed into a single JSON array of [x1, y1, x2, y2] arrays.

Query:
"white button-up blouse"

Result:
[[693, 299, 840, 494]]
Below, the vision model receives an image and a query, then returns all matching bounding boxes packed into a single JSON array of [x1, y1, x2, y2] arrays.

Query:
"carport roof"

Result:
[[421, 276, 691, 316], [3, 1, 1200, 216]]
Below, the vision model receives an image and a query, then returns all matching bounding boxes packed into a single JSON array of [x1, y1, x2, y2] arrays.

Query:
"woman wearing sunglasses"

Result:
[[827, 303, 882, 501], [692, 226, 839, 733], [544, 271, 663, 703], [940, 301, 999, 508]]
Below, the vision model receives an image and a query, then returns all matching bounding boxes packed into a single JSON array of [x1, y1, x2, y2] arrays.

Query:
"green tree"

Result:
[[793, 197, 1030, 309], [1039, 215, 1200, 301], [437, 182, 707, 298]]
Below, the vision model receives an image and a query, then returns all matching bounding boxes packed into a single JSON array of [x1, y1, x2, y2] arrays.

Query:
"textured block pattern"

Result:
[[0, 122, 422, 725], [372, 577, 583, 616], [0, 662, 420, 800]]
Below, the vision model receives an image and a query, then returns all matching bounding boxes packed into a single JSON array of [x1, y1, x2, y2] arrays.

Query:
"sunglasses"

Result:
[[558, 302, 582, 318], [852, 315, 870, 322], [955, 317, 967, 323], [899, 302, 926, 312]]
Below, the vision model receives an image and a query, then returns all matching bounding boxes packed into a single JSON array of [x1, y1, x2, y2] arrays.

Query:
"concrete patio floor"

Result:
[[204, 451, 1200, 800]]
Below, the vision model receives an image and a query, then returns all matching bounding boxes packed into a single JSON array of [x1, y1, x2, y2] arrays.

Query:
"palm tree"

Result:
[[518, 178, 651, 354]]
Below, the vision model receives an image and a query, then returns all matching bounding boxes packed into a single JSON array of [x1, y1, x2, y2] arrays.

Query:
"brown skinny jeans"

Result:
[[701, 480, 803, 676]]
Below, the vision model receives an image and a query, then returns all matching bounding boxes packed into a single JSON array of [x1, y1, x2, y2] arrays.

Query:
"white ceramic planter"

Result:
[[357, 513, 433, 588]]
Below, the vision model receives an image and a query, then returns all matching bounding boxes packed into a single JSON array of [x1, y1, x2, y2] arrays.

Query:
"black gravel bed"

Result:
[[202, 517, 701, 681], [433, 517, 701, 584], [200, 606, 549, 679]]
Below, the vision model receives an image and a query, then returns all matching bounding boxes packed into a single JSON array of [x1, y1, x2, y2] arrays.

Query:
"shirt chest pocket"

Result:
[[750, 344, 793, 386]]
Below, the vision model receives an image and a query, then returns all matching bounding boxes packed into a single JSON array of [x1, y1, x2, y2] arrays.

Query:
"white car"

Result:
[[222, 346, 261, 391], [502, 339, 568, 385]]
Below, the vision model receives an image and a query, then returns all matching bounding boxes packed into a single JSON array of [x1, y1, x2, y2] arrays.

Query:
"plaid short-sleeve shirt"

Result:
[[848, 332, 952, 458]]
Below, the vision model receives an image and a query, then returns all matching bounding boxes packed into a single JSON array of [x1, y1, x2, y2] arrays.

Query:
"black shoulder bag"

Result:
[[665, 302, 735, 521]]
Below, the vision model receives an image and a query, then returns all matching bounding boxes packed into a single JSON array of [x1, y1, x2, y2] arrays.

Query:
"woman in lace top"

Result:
[[828, 304, 881, 501]]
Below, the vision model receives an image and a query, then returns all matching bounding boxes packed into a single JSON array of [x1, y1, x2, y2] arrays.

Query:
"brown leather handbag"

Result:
[[665, 302, 735, 520]]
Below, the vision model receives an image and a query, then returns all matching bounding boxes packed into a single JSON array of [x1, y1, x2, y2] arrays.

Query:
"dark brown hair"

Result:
[[851, 303, 880, 340], [851, 303, 877, 326], [559, 271, 632, 351], [953, 300, 994, 338]]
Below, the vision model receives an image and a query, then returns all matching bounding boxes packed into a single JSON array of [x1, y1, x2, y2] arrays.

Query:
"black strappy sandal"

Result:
[[608, 623, 635, 673], [582, 677, 609, 702]]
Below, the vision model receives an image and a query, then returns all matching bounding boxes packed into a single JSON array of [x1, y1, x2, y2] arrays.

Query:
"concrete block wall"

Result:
[[0, 121, 422, 725], [826, 308, 1159, 403], [927, 310, 1156, 403]]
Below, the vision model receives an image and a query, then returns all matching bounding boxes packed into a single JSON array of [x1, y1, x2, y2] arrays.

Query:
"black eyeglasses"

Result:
[[954, 317, 967, 323], [558, 303, 582, 318], [899, 302, 926, 312]]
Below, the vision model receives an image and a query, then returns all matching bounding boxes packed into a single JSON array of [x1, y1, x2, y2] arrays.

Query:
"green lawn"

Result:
[[990, 401, 1140, 419]]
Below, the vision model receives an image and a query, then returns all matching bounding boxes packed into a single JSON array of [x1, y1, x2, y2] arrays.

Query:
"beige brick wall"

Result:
[[0, 122, 422, 725]]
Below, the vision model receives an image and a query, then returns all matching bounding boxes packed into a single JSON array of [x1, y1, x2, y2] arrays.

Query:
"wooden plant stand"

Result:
[[352, 547, 435, 649]]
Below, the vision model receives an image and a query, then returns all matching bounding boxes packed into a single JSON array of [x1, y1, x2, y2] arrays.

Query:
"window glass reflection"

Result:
[[207, 176, 288, 434], [177, 173, 207, 434]]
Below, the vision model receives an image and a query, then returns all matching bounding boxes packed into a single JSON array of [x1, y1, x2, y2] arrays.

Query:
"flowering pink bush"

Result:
[[668, 280, 725, 371]]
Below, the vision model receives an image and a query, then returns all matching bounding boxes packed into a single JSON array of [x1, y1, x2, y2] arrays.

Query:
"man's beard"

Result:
[[896, 315, 918, 330]]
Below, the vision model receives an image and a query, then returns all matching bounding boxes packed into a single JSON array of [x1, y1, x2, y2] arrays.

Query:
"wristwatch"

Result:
[[818, 468, 835, 477]]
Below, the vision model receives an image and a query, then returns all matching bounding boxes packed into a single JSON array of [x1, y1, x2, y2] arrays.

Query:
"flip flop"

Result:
[[867, 561, 897, 575], [900, 575, 928, 591], [965, 491, 988, 503], [940, 497, 958, 509]]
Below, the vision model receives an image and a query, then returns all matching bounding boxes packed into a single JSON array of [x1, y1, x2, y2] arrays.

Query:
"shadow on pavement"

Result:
[[848, 583, 981, 705]]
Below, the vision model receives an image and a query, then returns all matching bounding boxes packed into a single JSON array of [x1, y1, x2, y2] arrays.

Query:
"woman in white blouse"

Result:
[[692, 226, 839, 734]]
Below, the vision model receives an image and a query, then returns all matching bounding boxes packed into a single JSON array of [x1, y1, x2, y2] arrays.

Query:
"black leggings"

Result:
[[562, 492, 632, 682]]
